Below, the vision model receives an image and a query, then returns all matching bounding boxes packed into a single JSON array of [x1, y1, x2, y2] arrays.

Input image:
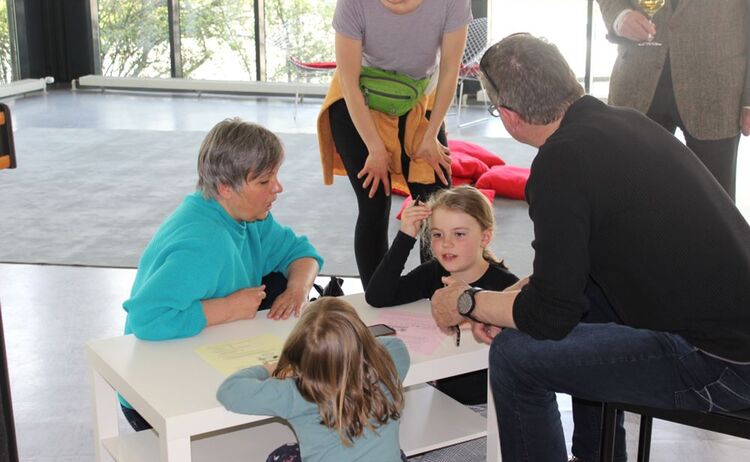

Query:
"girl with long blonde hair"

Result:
[[365, 185, 518, 405], [217, 297, 410, 462]]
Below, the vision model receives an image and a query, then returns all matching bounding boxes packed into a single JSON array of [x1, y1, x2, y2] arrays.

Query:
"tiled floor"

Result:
[[1, 89, 750, 461]]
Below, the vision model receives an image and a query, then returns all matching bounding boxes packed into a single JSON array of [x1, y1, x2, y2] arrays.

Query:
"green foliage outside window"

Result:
[[98, 0, 171, 78], [265, 0, 335, 83], [0, 0, 12, 83], [98, 0, 335, 82]]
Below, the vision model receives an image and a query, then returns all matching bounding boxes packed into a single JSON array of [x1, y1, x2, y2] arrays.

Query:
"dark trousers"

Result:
[[647, 59, 740, 201], [328, 99, 450, 289], [488, 279, 750, 462], [121, 272, 289, 432]]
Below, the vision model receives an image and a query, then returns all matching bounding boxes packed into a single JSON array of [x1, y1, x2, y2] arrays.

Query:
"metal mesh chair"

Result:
[[600, 402, 750, 461], [456, 17, 489, 128], [0, 103, 16, 170], [289, 57, 336, 120]]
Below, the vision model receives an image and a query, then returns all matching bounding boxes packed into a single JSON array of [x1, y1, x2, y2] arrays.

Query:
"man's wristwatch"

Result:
[[457, 287, 483, 322]]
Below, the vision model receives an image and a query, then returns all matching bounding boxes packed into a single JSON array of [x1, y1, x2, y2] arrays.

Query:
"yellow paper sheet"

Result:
[[195, 334, 285, 376]]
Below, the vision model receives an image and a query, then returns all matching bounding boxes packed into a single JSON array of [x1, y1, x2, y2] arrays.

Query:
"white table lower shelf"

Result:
[[101, 384, 486, 462]]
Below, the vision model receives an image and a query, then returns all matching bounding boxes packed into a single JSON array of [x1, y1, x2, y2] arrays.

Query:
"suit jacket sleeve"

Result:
[[597, 0, 634, 33]]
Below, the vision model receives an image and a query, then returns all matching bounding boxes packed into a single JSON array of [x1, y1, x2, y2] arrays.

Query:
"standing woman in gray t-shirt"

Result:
[[318, 0, 472, 289]]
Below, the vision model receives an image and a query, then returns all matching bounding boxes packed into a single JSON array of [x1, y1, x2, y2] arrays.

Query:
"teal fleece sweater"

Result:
[[123, 192, 324, 341], [217, 337, 410, 462]]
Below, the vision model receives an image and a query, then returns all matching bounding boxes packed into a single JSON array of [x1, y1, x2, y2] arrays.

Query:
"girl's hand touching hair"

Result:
[[399, 200, 431, 238]]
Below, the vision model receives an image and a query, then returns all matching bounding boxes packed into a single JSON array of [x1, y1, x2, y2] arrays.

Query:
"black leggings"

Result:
[[328, 99, 450, 289]]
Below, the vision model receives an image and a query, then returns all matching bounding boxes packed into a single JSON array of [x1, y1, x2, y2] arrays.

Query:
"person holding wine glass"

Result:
[[598, 0, 750, 201], [635, 0, 664, 46]]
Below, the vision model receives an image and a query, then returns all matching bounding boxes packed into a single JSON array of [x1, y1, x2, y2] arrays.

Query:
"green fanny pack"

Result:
[[359, 66, 430, 117]]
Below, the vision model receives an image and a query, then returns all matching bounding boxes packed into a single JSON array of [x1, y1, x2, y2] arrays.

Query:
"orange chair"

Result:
[[0, 103, 16, 170]]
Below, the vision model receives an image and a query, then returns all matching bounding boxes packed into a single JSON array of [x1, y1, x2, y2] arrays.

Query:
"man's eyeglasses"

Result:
[[487, 103, 514, 118], [479, 49, 513, 118]]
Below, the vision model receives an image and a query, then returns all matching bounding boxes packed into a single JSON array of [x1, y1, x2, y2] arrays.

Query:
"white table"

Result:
[[87, 294, 500, 462]]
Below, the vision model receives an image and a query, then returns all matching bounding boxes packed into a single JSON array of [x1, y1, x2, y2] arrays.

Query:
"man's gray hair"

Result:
[[196, 118, 284, 199], [479, 33, 584, 125]]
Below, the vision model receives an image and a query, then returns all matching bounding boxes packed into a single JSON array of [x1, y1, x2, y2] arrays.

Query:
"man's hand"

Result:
[[358, 145, 392, 198], [471, 321, 503, 345], [399, 200, 431, 238], [431, 276, 470, 331], [741, 107, 750, 136], [617, 10, 656, 43], [267, 285, 308, 320], [414, 136, 451, 186]]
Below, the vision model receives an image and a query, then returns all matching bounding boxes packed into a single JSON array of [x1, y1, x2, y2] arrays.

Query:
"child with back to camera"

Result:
[[216, 297, 410, 462], [365, 185, 519, 405]]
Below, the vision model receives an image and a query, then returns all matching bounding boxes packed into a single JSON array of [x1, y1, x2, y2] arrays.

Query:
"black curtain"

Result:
[[13, 0, 95, 82]]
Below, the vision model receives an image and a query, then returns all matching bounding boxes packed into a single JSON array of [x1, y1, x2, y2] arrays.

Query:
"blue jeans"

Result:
[[489, 318, 750, 461]]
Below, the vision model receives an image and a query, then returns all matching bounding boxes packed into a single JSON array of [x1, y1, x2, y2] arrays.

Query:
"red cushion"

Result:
[[448, 140, 505, 167], [396, 188, 496, 220], [391, 185, 409, 197], [452, 176, 473, 186], [475, 165, 530, 200], [450, 152, 489, 181]]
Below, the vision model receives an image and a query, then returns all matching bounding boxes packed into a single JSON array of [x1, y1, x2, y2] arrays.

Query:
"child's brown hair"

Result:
[[273, 297, 404, 445]]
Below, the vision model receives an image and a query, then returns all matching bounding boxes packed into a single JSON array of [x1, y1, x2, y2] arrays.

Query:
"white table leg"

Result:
[[160, 435, 191, 462], [90, 368, 118, 462], [487, 371, 501, 462]]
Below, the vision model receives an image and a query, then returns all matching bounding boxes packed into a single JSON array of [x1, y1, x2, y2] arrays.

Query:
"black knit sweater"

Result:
[[513, 96, 750, 362]]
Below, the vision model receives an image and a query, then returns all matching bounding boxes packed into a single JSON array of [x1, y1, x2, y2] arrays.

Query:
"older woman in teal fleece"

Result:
[[121, 118, 323, 431]]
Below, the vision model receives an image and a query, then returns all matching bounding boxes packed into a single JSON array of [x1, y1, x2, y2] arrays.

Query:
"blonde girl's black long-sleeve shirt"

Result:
[[513, 96, 750, 362], [365, 231, 519, 307]]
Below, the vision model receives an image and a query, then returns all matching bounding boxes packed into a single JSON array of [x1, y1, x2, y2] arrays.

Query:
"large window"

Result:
[[179, 0, 256, 80], [1, 0, 13, 83], [95, 0, 335, 83], [264, 0, 335, 83], [491, 0, 616, 98], [98, 0, 172, 78]]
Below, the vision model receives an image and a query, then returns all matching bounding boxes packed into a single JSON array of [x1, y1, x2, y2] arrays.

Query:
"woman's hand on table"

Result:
[[226, 285, 267, 320], [267, 285, 308, 320]]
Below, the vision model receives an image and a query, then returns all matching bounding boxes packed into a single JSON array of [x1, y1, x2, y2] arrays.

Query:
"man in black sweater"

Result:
[[430, 33, 750, 462]]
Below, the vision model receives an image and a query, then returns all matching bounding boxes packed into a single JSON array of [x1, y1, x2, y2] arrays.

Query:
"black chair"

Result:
[[0, 103, 16, 170], [600, 402, 750, 461], [0, 300, 19, 462]]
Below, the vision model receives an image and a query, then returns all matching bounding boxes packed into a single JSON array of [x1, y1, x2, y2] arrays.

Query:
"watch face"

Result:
[[457, 290, 473, 315]]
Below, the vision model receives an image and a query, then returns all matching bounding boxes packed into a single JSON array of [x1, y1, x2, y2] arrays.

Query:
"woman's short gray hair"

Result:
[[196, 118, 284, 199], [479, 33, 584, 125]]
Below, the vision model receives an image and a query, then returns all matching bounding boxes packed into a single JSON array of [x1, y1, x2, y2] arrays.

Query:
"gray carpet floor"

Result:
[[0, 127, 537, 277]]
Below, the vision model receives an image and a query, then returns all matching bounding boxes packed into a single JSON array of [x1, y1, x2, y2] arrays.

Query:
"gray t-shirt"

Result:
[[333, 0, 472, 79]]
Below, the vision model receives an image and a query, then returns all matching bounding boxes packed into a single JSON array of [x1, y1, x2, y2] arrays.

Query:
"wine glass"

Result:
[[638, 0, 665, 47]]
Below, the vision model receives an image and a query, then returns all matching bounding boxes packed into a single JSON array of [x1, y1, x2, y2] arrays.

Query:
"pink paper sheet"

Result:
[[374, 311, 448, 356]]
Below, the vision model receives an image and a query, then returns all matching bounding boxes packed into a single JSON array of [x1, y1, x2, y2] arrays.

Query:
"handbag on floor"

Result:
[[311, 276, 344, 300]]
